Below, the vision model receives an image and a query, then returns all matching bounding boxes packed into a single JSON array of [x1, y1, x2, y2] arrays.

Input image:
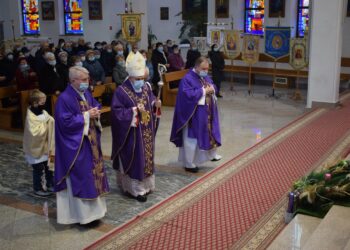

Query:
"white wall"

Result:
[[147, 0, 183, 45]]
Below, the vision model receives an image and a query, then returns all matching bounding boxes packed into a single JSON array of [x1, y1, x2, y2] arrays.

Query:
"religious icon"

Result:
[[226, 34, 236, 50], [272, 35, 282, 49], [295, 49, 302, 59], [215, 0, 229, 18], [269, 0, 285, 18], [128, 22, 135, 36]]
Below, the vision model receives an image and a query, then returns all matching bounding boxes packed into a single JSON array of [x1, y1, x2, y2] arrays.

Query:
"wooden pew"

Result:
[[91, 83, 117, 113], [162, 69, 188, 106], [0, 85, 20, 130]]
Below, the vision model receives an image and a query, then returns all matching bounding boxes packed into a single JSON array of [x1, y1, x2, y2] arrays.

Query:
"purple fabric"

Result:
[[111, 80, 157, 181], [170, 70, 221, 150], [54, 85, 109, 199], [168, 53, 185, 72]]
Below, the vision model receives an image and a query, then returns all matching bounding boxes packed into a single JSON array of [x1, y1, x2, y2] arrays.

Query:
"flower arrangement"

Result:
[[286, 160, 350, 220]]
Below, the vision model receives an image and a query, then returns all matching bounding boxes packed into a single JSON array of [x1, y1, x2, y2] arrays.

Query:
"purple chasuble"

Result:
[[54, 85, 109, 199], [111, 80, 157, 181], [170, 69, 221, 150]]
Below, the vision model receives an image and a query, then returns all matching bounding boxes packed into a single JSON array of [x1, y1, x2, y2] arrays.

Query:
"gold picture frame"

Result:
[[121, 14, 142, 43]]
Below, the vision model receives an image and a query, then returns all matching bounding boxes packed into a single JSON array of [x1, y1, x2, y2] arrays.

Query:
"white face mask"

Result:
[[48, 60, 56, 66], [75, 61, 83, 67]]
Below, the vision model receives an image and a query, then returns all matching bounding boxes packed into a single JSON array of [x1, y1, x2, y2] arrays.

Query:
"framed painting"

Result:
[[269, 0, 285, 18], [160, 7, 169, 20], [41, 1, 55, 20], [88, 0, 102, 20], [215, 0, 229, 18], [347, 0, 350, 17]]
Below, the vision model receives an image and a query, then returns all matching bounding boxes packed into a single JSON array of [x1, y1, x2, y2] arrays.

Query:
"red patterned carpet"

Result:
[[86, 96, 350, 250]]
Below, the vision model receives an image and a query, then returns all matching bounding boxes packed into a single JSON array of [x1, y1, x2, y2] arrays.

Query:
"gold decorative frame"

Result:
[[121, 14, 142, 43]]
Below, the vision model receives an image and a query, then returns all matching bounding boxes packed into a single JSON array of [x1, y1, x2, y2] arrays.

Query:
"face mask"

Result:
[[199, 70, 207, 78], [80, 56, 86, 61], [117, 50, 124, 56], [214, 47, 219, 52], [31, 104, 45, 115], [95, 55, 101, 60], [118, 61, 125, 67], [75, 62, 83, 67], [48, 60, 56, 66], [133, 79, 144, 90], [19, 64, 29, 71], [60, 43, 65, 48], [174, 50, 179, 54], [96, 45, 102, 49], [157, 47, 163, 53], [66, 48, 72, 52], [107, 49, 112, 53], [167, 43, 172, 47], [16, 47, 22, 51], [79, 82, 89, 92], [7, 55, 14, 61], [88, 56, 95, 61], [87, 44, 92, 48], [192, 47, 197, 51], [25, 52, 30, 57]]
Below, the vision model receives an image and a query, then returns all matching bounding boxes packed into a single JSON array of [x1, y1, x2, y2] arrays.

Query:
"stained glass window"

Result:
[[244, 0, 265, 35], [297, 0, 309, 37], [64, 0, 83, 35], [21, 0, 40, 35]]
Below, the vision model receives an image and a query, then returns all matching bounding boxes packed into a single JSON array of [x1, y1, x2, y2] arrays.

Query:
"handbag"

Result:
[[101, 86, 114, 106]]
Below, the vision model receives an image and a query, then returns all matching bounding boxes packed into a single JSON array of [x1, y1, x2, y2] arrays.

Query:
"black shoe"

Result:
[[184, 167, 199, 173], [216, 93, 223, 98], [33, 190, 52, 197], [136, 195, 147, 202]]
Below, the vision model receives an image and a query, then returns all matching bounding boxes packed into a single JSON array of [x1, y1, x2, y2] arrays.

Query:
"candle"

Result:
[[287, 192, 294, 213]]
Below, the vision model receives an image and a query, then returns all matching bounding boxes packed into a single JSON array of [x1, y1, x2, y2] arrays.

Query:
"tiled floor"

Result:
[[0, 83, 307, 249]]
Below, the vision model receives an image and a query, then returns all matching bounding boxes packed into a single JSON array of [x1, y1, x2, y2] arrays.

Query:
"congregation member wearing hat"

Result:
[[110, 51, 161, 202]]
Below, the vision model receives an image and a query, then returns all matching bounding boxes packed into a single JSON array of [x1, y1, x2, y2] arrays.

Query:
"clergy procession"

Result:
[[20, 41, 222, 225]]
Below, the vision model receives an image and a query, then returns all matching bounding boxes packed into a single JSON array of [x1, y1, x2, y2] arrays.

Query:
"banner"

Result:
[[264, 27, 290, 60], [242, 35, 260, 65], [223, 30, 240, 60], [207, 25, 226, 47], [121, 13, 142, 43], [289, 38, 308, 70], [193, 37, 208, 56]]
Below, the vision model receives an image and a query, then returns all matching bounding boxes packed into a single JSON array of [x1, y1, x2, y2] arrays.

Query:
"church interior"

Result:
[[1, 0, 350, 249]]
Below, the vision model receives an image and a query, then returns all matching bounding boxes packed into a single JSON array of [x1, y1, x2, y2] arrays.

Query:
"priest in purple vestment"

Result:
[[170, 56, 222, 173], [111, 51, 161, 202], [54, 66, 109, 224]]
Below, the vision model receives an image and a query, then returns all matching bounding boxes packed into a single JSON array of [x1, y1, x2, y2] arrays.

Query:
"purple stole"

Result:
[[199, 78, 218, 149], [78, 99, 108, 195]]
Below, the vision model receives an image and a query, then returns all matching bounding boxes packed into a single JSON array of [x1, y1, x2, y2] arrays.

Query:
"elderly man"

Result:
[[170, 56, 222, 173], [111, 51, 161, 202], [54, 66, 109, 224]]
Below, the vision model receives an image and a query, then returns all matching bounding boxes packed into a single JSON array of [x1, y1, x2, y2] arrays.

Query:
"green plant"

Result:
[[148, 25, 157, 49]]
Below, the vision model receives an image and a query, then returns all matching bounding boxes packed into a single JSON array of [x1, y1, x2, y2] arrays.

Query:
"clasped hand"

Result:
[[205, 85, 215, 95], [137, 103, 146, 112], [88, 107, 100, 119]]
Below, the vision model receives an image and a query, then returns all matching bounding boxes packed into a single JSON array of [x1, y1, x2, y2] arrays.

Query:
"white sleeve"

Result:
[[83, 112, 90, 136], [198, 87, 206, 105], [131, 107, 138, 127]]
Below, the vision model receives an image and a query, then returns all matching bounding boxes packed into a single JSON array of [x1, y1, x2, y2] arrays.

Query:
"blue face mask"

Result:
[[133, 79, 144, 90], [157, 47, 163, 53], [117, 51, 124, 56], [79, 82, 89, 92], [199, 71, 207, 78]]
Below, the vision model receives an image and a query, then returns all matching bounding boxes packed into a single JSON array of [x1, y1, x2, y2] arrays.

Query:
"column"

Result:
[[307, 0, 345, 108]]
